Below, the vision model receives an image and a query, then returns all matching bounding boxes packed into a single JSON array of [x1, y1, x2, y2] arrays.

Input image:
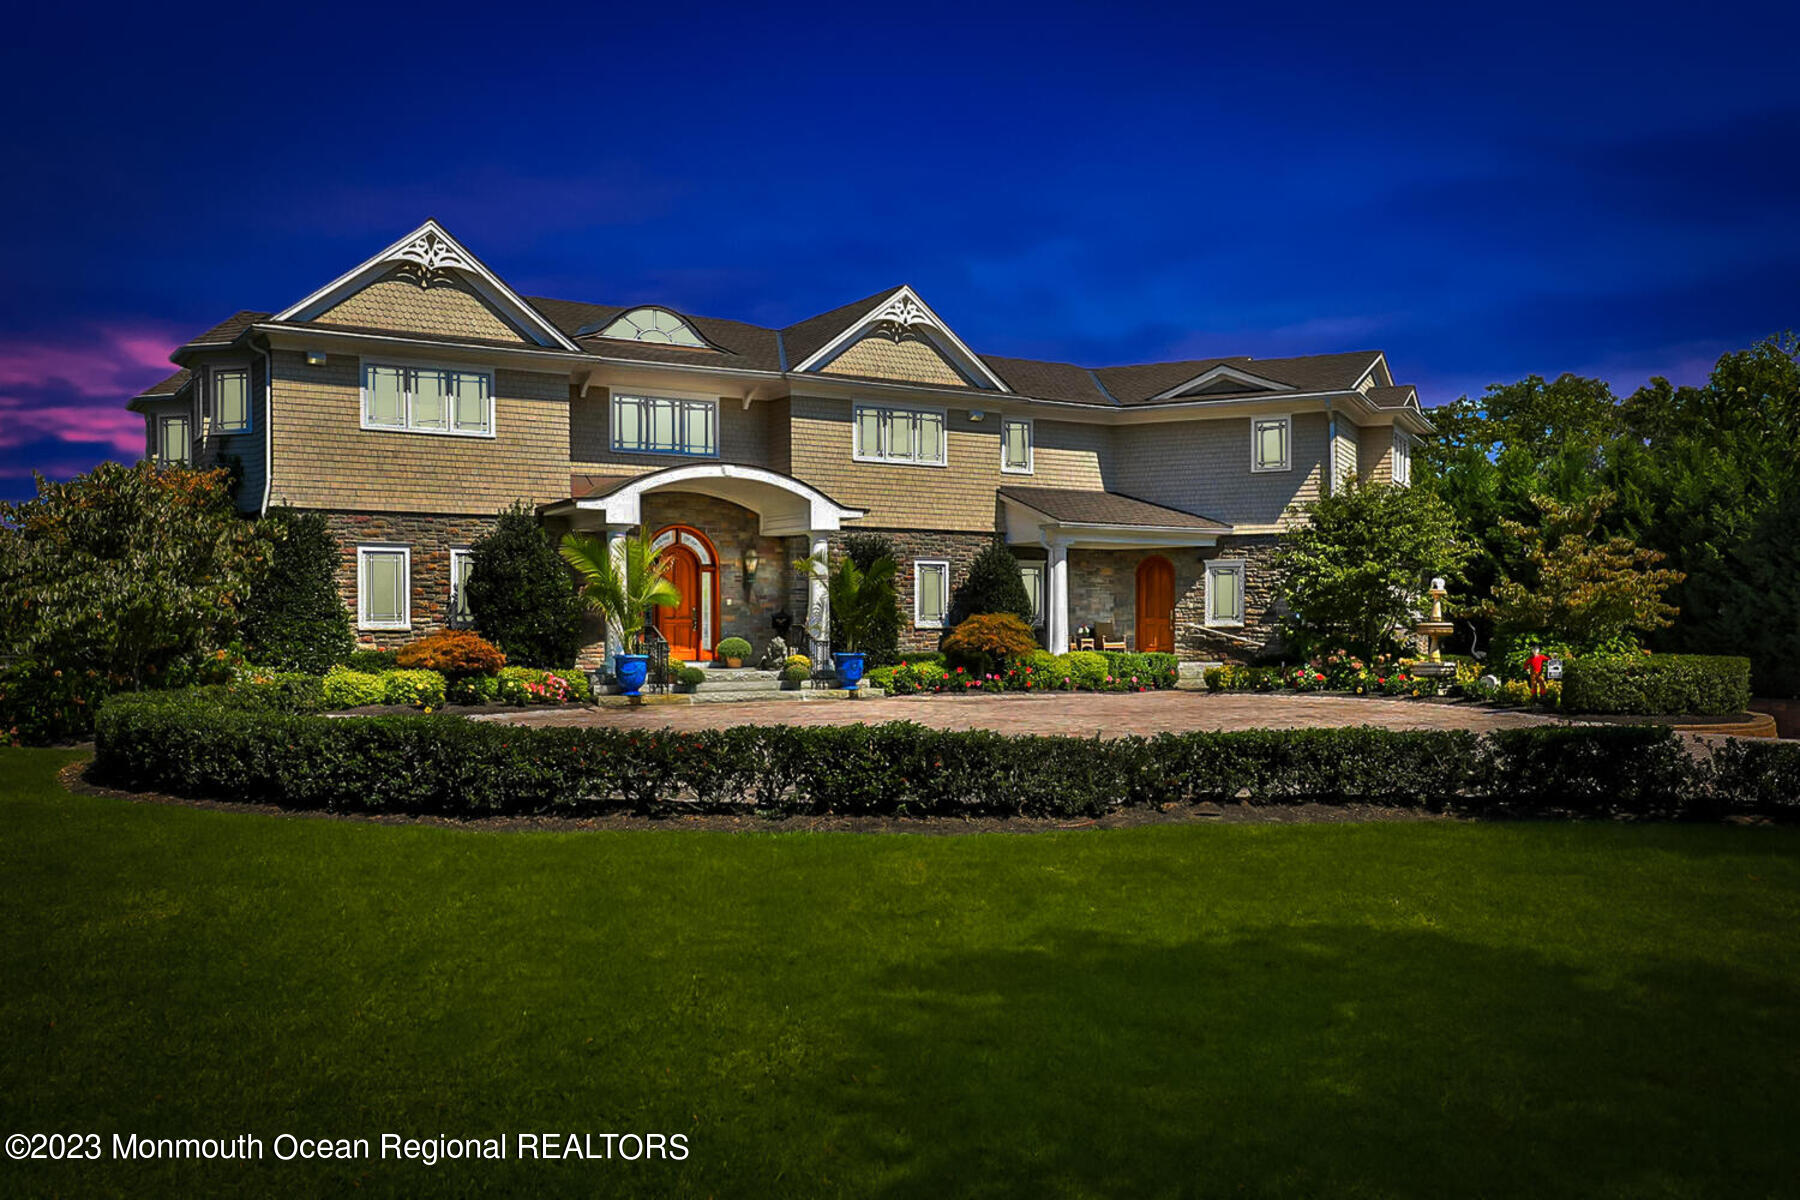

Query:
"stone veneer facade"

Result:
[[323, 511, 500, 649]]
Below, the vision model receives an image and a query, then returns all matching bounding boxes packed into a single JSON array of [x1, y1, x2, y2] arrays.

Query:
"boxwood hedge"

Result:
[[1562, 654, 1752, 715], [90, 690, 1798, 820]]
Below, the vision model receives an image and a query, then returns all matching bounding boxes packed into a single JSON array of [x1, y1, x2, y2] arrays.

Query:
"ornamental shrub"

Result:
[[395, 629, 506, 678], [379, 669, 447, 708], [240, 509, 355, 674], [464, 502, 584, 667], [322, 665, 385, 709], [346, 649, 398, 673], [1562, 653, 1751, 715], [947, 540, 1035, 628], [1058, 651, 1110, 691], [676, 666, 706, 690], [942, 613, 1039, 673], [715, 637, 752, 661], [781, 663, 812, 685]]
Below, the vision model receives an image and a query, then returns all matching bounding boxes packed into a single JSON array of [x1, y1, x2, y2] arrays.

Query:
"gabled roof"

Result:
[[779, 287, 902, 368], [1093, 351, 1386, 406], [182, 311, 270, 349], [1366, 384, 1421, 411], [998, 486, 1230, 531], [786, 285, 1011, 392], [126, 368, 193, 411]]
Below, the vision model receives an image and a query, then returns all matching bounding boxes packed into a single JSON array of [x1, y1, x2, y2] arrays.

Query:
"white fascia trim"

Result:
[[790, 286, 1011, 392], [1349, 352, 1393, 393], [1150, 363, 1297, 403], [569, 462, 866, 532], [271, 219, 581, 352]]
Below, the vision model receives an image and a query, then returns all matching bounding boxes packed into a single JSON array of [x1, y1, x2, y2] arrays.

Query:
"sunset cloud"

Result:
[[0, 324, 183, 457]]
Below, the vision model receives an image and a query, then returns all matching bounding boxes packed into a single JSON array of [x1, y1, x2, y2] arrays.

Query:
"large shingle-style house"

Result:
[[127, 220, 1432, 669]]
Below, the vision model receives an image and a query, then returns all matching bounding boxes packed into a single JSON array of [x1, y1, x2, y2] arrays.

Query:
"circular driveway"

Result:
[[480, 691, 1561, 738]]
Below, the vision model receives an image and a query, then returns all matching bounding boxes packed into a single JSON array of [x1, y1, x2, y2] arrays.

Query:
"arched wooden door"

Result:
[[656, 545, 703, 660], [1136, 556, 1175, 653]]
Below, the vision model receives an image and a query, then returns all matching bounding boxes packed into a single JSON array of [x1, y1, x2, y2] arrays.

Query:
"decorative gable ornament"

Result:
[[871, 294, 933, 340], [389, 228, 476, 286], [790, 285, 1010, 392]]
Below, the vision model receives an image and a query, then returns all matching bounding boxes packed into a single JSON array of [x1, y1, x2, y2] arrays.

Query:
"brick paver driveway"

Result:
[[481, 692, 1561, 738]]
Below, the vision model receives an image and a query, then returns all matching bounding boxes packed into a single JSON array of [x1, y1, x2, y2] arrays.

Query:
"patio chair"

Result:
[[1094, 622, 1127, 652]]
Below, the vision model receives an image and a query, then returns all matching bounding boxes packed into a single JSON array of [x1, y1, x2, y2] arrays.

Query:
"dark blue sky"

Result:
[[2, 0, 1795, 499]]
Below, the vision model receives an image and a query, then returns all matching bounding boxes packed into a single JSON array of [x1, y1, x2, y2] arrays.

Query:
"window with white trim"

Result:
[[212, 367, 250, 434], [449, 549, 475, 626], [1391, 430, 1412, 486], [595, 307, 708, 347], [914, 560, 949, 628], [1251, 416, 1291, 472], [1206, 559, 1246, 627], [362, 363, 493, 436], [1019, 561, 1045, 627], [855, 404, 946, 466], [155, 414, 190, 466], [611, 393, 717, 457], [1001, 416, 1033, 474], [357, 545, 411, 630]]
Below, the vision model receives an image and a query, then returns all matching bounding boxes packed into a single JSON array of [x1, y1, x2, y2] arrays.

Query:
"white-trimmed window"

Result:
[[1019, 561, 1045, 627], [611, 393, 717, 457], [855, 404, 946, 466], [595, 307, 708, 347], [914, 560, 950, 628], [1000, 416, 1033, 474], [155, 414, 190, 465], [449, 549, 475, 627], [1251, 416, 1291, 472], [362, 362, 494, 436], [357, 545, 411, 630], [1391, 430, 1412, 486], [212, 367, 250, 434], [1206, 559, 1246, 627]]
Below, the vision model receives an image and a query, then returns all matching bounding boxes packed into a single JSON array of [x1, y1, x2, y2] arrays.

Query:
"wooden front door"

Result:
[[656, 545, 703, 660], [1136, 556, 1175, 653]]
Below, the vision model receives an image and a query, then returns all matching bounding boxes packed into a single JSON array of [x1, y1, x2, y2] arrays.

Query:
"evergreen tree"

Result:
[[465, 503, 584, 667], [241, 509, 355, 673], [949, 540, 1034, 628]]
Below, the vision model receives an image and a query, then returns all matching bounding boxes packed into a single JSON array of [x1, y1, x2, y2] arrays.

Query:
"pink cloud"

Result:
[[0, 323, 185, 455]]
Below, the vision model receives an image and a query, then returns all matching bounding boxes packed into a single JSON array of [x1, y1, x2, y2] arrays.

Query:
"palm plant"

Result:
[[559, 531, 681, 654], [796, 549, 898, 653]]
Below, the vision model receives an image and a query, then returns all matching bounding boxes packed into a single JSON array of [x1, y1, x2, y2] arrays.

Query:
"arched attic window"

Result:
[[594, 307, 708, 347]]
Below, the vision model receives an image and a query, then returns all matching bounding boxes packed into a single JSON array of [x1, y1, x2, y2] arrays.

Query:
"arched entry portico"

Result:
[[649, 524, 720, 661]]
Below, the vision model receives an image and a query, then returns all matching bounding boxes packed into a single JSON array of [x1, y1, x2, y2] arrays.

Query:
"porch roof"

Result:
[[1000, 486, 1231, 550]]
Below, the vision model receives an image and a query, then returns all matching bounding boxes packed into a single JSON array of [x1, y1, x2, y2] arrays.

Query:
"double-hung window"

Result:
[[611, 393, 717, 457], [212, 367, 250, 434], [155, 414, 190, 466], [1391, 430, 1412, 485], [449, 549, 475, 626], [1206, 559, 1246, 627], [1251, 416, 1291, 472], [362, 363, 493, 436], [855, 404, 946, 466], [357, 545, 411, 630], [1001, 416, 1033, 474], [914, 560, 949, 629], [1019, 561, 1045, 627]]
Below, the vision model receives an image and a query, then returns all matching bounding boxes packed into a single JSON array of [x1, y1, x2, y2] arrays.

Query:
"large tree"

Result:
[[1274, 481, 1471, 658], [240, 508, 355, 673]]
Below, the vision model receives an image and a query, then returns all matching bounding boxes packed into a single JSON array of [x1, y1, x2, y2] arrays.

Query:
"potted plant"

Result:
[[715, 636, 751, 668], [674, 665, 705, 693], [559, 530, 681, 698], [796, 549, 897, 694]]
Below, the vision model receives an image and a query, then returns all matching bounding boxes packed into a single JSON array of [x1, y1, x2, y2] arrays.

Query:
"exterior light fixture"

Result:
[[968, 409, 986, 422], [743, 546, 759, 583], [305, 349, 327, 366]]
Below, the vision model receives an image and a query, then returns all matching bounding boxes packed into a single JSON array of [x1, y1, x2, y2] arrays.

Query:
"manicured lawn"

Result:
[[3, 747, 1798, 1198]]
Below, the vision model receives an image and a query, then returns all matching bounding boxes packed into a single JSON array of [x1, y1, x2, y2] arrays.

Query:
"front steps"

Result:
[[594, 663, 883, 705]]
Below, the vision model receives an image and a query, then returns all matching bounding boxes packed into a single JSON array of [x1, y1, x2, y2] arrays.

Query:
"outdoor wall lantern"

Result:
[[305, 349, 327, 365], [742, 546, 759, 584], [968, 409, 986, 422]]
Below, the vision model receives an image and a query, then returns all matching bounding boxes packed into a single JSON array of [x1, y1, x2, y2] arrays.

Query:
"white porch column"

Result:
[[1044, 536, 1070, 653], [603, 526, 628, 674], [806, 532, 831, 662]]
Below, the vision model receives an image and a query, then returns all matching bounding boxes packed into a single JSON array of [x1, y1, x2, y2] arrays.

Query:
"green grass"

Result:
[[3, 747, 1798, 1199]]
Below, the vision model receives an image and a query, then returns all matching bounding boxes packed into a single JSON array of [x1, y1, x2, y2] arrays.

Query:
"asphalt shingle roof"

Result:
[[998, 486, 1230, 530]]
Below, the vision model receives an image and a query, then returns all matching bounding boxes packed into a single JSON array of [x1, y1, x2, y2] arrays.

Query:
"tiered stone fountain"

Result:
[[1411, 577, 1457, 680]]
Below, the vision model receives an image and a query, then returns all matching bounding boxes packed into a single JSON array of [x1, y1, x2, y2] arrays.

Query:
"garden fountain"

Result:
[[1412, 577, 1457, 680]]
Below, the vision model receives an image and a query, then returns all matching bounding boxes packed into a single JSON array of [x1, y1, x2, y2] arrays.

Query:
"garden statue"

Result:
[[758, 636, 789, 670]]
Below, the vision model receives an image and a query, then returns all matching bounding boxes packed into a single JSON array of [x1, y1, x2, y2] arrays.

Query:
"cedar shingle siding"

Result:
[[313, 270, 532, 344]]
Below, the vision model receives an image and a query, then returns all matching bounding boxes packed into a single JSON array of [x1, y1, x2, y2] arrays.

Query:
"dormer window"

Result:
[[594, 307, 708, 348]]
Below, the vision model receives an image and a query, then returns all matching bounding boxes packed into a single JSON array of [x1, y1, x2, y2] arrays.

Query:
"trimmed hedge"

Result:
[[91, 691, 1800, 820], [1562, 654, 1752, 715]]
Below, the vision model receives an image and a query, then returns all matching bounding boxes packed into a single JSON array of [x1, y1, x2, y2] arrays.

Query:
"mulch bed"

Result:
[[58, 760, 1456, 835]]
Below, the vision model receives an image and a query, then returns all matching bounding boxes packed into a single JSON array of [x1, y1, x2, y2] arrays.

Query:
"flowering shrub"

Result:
[[1206, 650, 1442, 699], [877, 652, 1176, 696], [394, 629, 506, 677]]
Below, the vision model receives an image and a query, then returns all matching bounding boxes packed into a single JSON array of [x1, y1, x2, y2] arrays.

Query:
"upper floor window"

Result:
[[362, 362, 493, 436], [596, 307, 708, 348], [855, 404, 945, 466], [212, 367, 250, 434], [156, 414, 190, 466], [1251, 416, 1291, 473], [1391, 430, 1412, 485], [1001, 416, 1033, 474], [612, 393, 717, 457], [914, 560, 950, 628]]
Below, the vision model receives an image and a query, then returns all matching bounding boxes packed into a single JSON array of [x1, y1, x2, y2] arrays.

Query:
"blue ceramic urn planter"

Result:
[[833, 651, 866, 693], [614, 653, 650, 698]]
